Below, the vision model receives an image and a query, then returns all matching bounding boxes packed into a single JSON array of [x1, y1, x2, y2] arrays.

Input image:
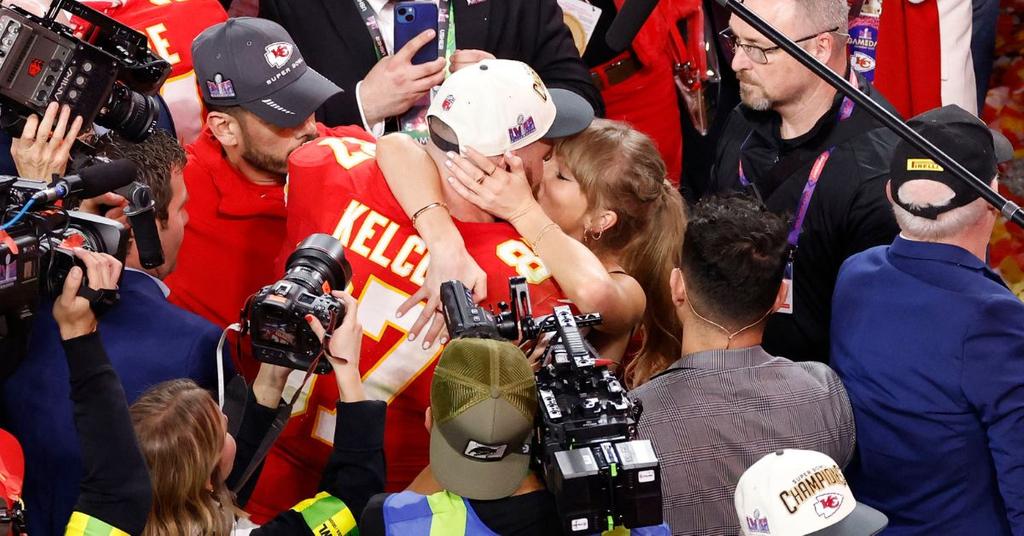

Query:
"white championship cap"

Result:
[[425, 59, 593, 156], [735, 449, 888, 536]]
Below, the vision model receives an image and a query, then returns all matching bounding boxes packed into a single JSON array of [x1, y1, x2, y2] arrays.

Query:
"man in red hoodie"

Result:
[[165, 18, 348, 334]]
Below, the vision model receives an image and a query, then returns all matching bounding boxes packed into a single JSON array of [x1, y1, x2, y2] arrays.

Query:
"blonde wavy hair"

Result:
[[555, 119, 688, 387], [130, 379, 235, 535]]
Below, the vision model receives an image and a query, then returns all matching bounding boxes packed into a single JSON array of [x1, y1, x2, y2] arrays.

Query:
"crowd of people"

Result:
[[0, 0, 1020, 533]]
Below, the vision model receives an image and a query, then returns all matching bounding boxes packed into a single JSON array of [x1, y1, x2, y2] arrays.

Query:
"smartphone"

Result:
[[393, 1, 439, 65]]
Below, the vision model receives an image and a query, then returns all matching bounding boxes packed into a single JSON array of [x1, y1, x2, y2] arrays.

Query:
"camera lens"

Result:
[[283, 234, 352, 296], [96, 83, 159, 142], [405, 14, 413, 21]]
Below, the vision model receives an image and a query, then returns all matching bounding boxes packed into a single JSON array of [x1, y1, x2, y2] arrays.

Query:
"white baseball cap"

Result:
[[735, 450, 888, 536], [425, 59, 594, 156]]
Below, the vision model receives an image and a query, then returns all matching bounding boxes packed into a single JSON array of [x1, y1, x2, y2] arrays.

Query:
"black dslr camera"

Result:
[[244, 234, 352, 375], [0, 161, 134, 326], [0, 0, 170, 141], [441, 277, 664, 534]]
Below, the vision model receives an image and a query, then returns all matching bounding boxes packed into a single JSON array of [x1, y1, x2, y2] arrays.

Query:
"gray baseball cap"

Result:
[[192, 17, 342, 128]]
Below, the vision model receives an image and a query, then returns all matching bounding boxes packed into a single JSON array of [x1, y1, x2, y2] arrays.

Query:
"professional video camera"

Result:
[[0, 0, 170, 141], [0, 159, 136, 324], [441, 277, 664, 534], [243, 234, 353, 375]]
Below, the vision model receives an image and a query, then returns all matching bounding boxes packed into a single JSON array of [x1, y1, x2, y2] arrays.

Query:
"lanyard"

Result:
[[353, 0, 455, 61], [737, 81, 858, 247]]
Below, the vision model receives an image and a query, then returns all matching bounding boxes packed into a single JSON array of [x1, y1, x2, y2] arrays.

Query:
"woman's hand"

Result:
[[443, 148, 540, 223], [306, 291, 366, 402], [12, 102, 84, 181], [52, 249, 122, 340]]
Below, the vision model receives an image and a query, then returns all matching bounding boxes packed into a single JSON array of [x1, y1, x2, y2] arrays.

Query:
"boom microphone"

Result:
[[30, 159, 139, 204], [605, 0, 661, 53]]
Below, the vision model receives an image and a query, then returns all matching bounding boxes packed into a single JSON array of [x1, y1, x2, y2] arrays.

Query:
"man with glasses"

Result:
[[702, 0, 901, 364]]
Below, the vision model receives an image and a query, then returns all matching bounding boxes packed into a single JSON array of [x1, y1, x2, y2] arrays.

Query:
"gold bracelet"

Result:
[[528, 222, 560, 252], [411, 202, 448, 227]]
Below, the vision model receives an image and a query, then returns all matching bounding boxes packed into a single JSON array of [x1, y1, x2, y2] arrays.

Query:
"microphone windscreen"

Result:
[[77, 159, 139, 198]]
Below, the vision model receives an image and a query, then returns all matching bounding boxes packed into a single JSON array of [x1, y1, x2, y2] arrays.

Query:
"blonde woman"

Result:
[[129, 292, 384, 535], [379, 119, 687, 386]]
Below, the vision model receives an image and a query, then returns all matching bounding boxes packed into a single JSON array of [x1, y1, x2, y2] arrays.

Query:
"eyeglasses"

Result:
[[720, 27, 842, 64]]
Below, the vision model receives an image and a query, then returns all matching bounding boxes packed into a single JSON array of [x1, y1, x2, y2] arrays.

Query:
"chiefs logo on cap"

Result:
[[814, 493, 844, 519], [264, 42, 293, 69]]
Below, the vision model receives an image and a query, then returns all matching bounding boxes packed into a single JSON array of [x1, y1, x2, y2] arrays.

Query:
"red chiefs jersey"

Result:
[[81, 0, 227, 143], [243, 133, 564, 522]]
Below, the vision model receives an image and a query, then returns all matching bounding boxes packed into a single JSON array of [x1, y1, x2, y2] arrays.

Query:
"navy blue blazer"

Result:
[[1, 270, 228, 536], [831, 237, 1024, 536]]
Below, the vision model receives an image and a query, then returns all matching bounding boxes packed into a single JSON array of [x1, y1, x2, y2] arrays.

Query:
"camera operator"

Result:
[[50, 249, 386, 534], [357, 338, 558, 535], [163, 18, 356, 330], [0, 130, 229, 535], [629, 195, 855, 535], [128, 291, 385, 534], [50, 249, 152, 535], [359, 337, 669, 535]]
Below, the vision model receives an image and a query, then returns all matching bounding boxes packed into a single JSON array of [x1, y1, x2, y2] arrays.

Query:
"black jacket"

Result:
[[706, 74, 902, 363], [259, 0, 605, 127]]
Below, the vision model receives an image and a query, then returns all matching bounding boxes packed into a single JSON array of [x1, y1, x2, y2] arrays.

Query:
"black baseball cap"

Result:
[[192, 18, 342, 128], [889, 105, 1013, 219]]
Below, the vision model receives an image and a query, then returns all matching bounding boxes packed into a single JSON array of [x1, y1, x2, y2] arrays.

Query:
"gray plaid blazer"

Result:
[[630, 346, 856, 536]]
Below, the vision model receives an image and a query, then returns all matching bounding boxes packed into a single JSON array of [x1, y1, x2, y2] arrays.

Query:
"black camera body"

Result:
[[0, 0, 170, 141], [440, 277, 664, 533], [0, 176, 127, 318], [246, 234, 352, 375]]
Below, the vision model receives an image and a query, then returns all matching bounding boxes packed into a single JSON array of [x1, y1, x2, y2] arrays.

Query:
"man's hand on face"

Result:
[[358, 29, 446, 126]]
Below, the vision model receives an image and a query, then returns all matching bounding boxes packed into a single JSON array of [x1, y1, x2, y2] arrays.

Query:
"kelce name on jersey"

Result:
[[329, 199, 553, 286]]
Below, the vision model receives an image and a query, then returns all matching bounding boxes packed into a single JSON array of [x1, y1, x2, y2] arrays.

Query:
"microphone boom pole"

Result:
[[717, 0, 1024, 227]]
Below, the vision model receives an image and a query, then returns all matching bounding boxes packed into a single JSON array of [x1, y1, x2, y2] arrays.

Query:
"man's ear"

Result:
[[207, 112, 240, 148], [670, 268, 687, 307], [771, 279, 789, 313], [885, 180, 894, 204], [424, 406, 432, 433]]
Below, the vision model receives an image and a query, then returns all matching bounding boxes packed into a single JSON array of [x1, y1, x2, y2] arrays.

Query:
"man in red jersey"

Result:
[[79, 0, 227, 144], [164, 18, 351, 335], [243, 59, 594, 522]]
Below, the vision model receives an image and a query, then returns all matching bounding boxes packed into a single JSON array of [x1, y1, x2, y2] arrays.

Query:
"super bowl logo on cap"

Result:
[[745, 509, 770, 534], [813, 493, 843, 519], [508, 114, 537, 144], [207, 73, 236, 99], [442, 94, 455, 111], [264, 42, 293, 69]]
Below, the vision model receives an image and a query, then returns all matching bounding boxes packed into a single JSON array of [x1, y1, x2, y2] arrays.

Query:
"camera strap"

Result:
[[229, 339, 334, 495], [76, 286, 119, 316]]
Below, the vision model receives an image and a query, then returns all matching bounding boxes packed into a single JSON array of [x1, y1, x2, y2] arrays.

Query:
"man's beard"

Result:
[[242, 146, 289, 176], [738, 78, 772, 112], [240, 132, 317, 177]]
